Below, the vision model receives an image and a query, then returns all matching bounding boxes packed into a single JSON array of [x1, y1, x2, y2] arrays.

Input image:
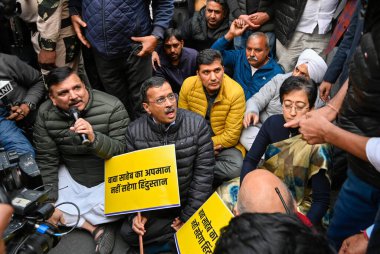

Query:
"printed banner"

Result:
[[175, 192, 234, 254], [104, 144, 180, 215]]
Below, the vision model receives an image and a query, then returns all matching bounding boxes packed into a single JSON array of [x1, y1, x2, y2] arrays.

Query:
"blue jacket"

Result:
[[212, 37, 284, 100], [323, 1, 363, 87], [78, 0, 173, 58]]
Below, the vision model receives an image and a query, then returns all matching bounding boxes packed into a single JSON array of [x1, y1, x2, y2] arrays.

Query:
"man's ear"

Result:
[[48, 92, 57, 106], [142, 102, 151, 114], [180, 40, 184, 47], [233, 205, 240, 216]]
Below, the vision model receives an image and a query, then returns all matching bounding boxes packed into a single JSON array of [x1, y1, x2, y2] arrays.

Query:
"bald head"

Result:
[[236, 169, 296, 215]]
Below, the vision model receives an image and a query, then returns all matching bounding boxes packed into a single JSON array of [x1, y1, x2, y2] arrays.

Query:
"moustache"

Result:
[[165, 107, 175, 114], [248, 56, 258, 61], [69, 99, 83, 107]]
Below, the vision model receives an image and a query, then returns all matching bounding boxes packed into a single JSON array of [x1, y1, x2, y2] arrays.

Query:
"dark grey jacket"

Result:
[[33, 89, 129, 201], [0, 53, 45, 106], [125, 108, 215, 222]]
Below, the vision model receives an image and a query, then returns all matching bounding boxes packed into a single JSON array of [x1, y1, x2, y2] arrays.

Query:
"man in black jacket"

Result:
[[180, 0, 230, 51], [121, 76, 215, 251]]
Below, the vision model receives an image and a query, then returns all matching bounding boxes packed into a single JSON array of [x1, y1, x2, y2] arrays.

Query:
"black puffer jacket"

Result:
[[338, 3, 380, 188], [125, 108, 215, 222], [181, 6, 230, 51], [274, 0, 307, 46], [33, 89, 129, 201]]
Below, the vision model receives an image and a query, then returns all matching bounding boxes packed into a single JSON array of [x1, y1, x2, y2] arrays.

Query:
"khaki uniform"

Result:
[[34, 0, 80, 73]]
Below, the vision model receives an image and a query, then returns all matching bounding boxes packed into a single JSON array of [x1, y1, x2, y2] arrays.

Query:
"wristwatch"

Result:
[[22, 101, 36, 111]]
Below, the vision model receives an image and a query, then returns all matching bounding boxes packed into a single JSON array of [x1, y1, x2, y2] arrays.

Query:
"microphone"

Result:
[[69, 106, 91, 145]]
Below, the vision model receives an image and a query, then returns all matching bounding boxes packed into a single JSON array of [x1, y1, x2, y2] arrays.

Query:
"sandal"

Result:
[[92, 224, 115, 254]]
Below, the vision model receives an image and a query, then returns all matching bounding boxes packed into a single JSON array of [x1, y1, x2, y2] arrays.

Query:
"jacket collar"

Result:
[[146, 108, 184, 134]]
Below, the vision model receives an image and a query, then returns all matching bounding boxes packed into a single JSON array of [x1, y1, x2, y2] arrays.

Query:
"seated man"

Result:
[[0, 53, 45, 156], [180, 0, 230, 51], [153, 28, 198, 94], [211, 19, 284, 100], [236, 169, 296, 215], [240, 48, 327, 150], [120, 77, 214, 252], [214, 213, 335, 254], [33, 67, 129, 254], [179, 49, 245, 184]]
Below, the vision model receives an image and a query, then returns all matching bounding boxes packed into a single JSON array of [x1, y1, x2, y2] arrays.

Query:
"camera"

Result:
[[0, 148, 60, 254]]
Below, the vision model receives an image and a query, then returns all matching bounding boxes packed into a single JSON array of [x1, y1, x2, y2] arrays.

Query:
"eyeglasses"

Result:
[[282, 101, 309, 113], [275, 187, 291, 215], [149, 93, 176, 105]]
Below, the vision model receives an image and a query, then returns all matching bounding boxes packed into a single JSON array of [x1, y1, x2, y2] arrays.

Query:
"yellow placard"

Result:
[[175, 192, 234, 254], [104, 144, 180, 215]]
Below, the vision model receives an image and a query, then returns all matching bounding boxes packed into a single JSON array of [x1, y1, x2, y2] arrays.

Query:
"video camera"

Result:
[[0, 148, 60, 254]]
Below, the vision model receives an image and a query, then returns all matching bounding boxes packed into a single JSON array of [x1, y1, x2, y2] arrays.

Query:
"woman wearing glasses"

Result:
[[240, 75, 331, 226]]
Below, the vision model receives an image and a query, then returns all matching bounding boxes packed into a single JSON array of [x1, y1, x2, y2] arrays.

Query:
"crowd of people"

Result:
[[0, 0, 380, 253]]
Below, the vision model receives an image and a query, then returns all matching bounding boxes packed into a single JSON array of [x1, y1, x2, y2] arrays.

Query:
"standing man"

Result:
[[121, 76, 214, 252], [274, 0, 338, 72], [36, 0, 80, 73], [179, 49, 246, 184], [70, 0, 174, 120], [180, 0, 230, 51], [211, 19, 283, 100], [33, 67, 129, 254]]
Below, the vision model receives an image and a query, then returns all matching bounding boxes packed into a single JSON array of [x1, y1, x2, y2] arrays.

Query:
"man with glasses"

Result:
[[240, 49, 327, 150], [179, 49, 246, 185], [152, 28, 198, 94], [121, 76, 215, 252]]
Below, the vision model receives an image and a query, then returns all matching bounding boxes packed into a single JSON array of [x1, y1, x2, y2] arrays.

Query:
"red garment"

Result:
[[296, 211, 313, 228], [324, 0, 358, 55]]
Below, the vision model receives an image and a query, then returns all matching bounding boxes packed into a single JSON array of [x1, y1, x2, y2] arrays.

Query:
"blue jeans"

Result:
[[327, 169, 380, 250], [234, 31, 276, 58], [368, 208, 380, 253], [0, 107, 35, 156]]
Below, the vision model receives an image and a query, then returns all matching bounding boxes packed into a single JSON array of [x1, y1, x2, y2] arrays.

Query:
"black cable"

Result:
[[53, 201, 81, 236], [12, 234, 30, 254]]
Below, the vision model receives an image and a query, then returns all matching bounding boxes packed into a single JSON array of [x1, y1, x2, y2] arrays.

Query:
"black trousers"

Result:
[[93, 50, 152, 120]]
